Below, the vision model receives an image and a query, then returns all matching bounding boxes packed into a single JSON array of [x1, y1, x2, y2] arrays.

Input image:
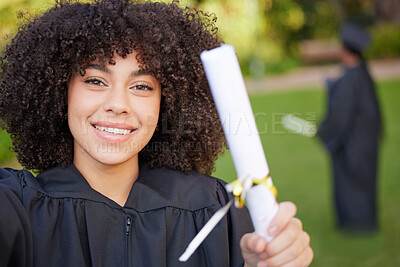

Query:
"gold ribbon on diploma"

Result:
[[179, 174, 278, 262], [227, 174, 278, 208]]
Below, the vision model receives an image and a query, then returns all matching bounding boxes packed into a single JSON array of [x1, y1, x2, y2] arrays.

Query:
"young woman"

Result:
[[0, 0, 313, 266]]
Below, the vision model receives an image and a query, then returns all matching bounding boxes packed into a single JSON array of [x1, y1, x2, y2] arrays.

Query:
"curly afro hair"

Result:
[[0, 0, 227, 175]]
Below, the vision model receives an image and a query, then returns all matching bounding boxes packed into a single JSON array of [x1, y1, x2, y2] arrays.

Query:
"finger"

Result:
[[257, 246, 313, 267], [268, 202, 297, 237], [240, 233, 269, 266], [266, 230, 311, 267], [279, 246, 314, 267], [266, 218, 303, 257], [240, 232, 267, 255]]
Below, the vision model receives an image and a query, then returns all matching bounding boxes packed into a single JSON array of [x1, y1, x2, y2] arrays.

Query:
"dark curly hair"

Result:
[[0, 0, 226, 175]]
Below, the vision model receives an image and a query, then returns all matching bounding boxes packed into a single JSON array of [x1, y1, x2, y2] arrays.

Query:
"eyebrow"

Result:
[[84, 64, 154, 77], [85, 64, 111, 74]]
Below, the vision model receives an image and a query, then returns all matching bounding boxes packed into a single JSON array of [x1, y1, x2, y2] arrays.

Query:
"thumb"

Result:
[[240, 232, 267, 254]]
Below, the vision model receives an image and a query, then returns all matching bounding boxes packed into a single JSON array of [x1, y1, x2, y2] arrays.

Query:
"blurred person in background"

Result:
[[0, 0, 313, 266], [318, 23, 382, 234]]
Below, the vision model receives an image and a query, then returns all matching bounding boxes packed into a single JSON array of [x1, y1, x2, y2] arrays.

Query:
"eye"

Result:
[[84, 78, 107, 86], [131, 83, 154, 91]]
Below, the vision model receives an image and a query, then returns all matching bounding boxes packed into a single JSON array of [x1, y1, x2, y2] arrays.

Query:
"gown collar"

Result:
[[35, 161, 218, 212]]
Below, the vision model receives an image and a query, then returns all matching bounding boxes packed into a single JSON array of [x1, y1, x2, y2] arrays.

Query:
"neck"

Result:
[[342, 53, 361, 68], [344, 58, 360, 68], [73, 154, 139, 207]]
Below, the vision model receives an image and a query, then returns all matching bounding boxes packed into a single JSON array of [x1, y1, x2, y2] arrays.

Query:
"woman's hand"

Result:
[[240, 202, 313, 267]]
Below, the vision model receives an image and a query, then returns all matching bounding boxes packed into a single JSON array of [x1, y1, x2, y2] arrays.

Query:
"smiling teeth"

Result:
[[95, 125, 131, 135]]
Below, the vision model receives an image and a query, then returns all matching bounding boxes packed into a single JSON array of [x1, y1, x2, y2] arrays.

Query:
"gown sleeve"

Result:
[[0, 168, 33, 267], [318, 70, 357, 153]]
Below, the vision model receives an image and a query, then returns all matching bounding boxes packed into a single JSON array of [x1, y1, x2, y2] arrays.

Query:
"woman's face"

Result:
[[68, 52, 161, 167]]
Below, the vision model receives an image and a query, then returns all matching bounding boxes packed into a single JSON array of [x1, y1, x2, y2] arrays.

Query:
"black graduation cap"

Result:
[[340, 23, 371, 52]]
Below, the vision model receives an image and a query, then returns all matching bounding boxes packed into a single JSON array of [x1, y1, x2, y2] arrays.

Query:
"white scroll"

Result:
[[179, 44, 278, 262]]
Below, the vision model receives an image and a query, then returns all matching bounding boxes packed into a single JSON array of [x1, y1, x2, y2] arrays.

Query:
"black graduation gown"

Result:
[[0, 162, 254, 267], [318, 62, 381, 231]]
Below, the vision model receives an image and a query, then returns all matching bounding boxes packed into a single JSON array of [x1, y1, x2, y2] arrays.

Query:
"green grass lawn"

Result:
[[212, 78, 400, 266]]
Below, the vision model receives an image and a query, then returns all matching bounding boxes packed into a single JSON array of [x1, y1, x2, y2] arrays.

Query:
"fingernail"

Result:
[[258, 262, 268, 267]]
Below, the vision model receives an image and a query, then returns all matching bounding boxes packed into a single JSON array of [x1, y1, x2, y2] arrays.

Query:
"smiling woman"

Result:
[[0, 0, 312, 266]]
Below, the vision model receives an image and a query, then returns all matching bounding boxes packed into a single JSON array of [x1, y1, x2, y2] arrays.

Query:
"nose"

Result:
[[103, 84, 131, 115]]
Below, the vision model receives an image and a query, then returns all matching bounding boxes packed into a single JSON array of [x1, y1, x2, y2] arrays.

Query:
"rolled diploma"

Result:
[[200, 44, 278, 241]]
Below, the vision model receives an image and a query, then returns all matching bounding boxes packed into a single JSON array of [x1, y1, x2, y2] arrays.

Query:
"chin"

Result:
[[94, 153, 138, 167], [86, 143, 139, 165]]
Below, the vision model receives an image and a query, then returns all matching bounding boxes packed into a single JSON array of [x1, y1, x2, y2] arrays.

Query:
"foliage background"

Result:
[[1, 0, 400, 75]]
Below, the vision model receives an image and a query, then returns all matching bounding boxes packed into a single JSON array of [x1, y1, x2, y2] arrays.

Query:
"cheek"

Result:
[[136, 97, 161, 126], [67, 89, 102, 136], [140, 109, 160, 128], [68, 89, 101, 117]]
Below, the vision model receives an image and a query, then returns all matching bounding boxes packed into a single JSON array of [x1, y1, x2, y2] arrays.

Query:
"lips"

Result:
[[93, 125, 133, 135], [91, 121, 136, 143]]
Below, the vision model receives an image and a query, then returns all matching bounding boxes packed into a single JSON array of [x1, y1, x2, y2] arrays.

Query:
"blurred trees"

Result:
[[0, 0, 56, 49], [375, 0, 400, 24], [0, 129, 14, 164], [195, 0, 400, 75], [1, 0, 400, 76]]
